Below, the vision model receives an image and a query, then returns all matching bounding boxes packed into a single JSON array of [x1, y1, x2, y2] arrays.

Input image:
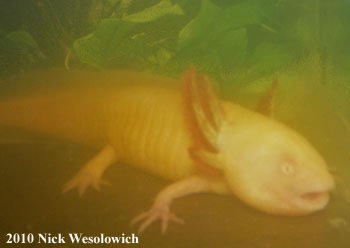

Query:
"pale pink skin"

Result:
[[0, 70, 334, 233], [220, 102, 335, 216], [65, 100, 335, 234]]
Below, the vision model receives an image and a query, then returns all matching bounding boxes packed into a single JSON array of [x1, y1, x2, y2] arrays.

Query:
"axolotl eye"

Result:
[[280, 155, 296, 175], [281, 163, 294, 175]]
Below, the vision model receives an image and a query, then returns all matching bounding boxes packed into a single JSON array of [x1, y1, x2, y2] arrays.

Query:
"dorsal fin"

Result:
[[182, 66, 224, 175], [256, 79, 278, 117]]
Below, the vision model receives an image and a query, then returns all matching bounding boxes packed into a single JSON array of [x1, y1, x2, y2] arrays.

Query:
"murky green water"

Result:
[[1, 0, 350, 247]]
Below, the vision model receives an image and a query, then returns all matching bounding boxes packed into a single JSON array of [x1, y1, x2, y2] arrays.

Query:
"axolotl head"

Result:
[[220, 107, 335, 215], [182, 67, 334, 216]]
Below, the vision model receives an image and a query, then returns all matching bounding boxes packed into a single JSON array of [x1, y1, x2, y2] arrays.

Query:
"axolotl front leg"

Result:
[[61, 144, 229, 234], [62, 145, 118, 196], [132, 175, 230, 234], [130, 68, 232, 234]]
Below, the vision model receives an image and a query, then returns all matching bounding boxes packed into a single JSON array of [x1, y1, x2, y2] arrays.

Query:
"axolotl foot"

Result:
[[62, 168, 111, 196], [130, 176, 229, 234], [131, 201, 184, 234], [62, 145, 117, 196]]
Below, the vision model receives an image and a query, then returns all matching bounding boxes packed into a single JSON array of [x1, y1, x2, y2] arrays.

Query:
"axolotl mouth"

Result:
[[283, 178, 335, 215], [300, 191, 329, 204], [295, 188, 333, 212]]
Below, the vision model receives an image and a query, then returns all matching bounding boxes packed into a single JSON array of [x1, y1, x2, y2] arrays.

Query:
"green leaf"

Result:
[[73, 0, 184, 68], [178, 0, 221, 51], [0, 30, 44, 65], [122, 0, 183, 23], [248, 41, 293, 75], [6, 31, 45, 61], [184, 27, 247, 74], [215, 28, 247, 68], [155, 47, 173, 66], [73, 19, 135, 68], [175, 0, 261, 72], [0, 30, 45, 74], [178, 0, 261, 51]]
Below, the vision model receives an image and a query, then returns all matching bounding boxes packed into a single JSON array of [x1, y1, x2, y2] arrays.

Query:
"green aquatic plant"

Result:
[[1, 0, 350, 84], [73, 0, 184, 69], [73, 0, 275, 76], [71, 0, 343, 83], [0, 30, 45, 75]]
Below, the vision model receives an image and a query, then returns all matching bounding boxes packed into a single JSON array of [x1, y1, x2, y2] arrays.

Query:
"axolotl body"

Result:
[[0, 68, 334, 233]]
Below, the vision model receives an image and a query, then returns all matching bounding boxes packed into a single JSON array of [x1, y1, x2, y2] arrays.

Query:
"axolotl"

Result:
[[0, 67, 334, 233]]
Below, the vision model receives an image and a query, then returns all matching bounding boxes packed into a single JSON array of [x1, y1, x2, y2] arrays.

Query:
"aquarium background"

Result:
[[1, 0, 350, 247]]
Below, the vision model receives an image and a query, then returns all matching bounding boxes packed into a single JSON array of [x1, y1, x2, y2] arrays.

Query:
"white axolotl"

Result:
[[0, 67, 334, 233]]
